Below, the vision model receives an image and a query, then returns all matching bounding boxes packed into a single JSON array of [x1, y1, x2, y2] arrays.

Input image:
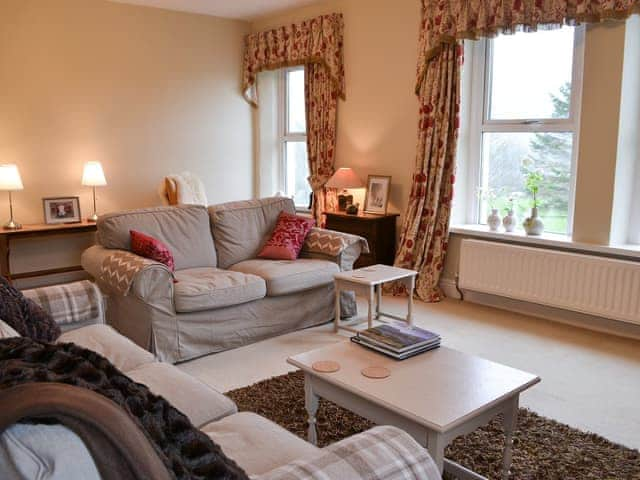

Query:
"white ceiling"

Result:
[[107, 0, 319, 20]]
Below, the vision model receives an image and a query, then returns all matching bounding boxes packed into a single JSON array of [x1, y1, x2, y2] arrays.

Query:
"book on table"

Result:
[[352, 323, 441, 359]]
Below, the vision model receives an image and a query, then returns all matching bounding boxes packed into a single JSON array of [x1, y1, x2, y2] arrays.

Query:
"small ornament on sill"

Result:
[[487, 209, 501, 231], [502, 196, 518, 233], [523, 207, 545, 235], [523, 171, 544, 236], [503, 209, 517, 232]]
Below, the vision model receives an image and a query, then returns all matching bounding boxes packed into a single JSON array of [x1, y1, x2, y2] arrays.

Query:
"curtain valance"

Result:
[[416, 0, 640, 91], [242, 13, 345, 106]]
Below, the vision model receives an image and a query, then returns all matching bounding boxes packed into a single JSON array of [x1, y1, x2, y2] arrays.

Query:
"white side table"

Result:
[[334, 264, 417, 333]]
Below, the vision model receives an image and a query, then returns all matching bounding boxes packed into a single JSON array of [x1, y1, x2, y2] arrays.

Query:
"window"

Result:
[[279, 67, 311, 209], [468, 26, 584, 234]]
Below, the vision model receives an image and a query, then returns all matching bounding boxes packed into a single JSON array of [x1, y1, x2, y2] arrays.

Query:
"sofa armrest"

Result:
[[22, 280, 105, 333], [81, 245, 175, 314], [253, 426, 440, 480], [300, 228, 369, 271]]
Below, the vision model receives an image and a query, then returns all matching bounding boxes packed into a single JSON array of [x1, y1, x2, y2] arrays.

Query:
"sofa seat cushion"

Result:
[[173, 268, 266, 313], [126, 362, 237, 428], [201, 412, 320, 476], [58, 324, 155, 372], [229, 259, 339, 297]]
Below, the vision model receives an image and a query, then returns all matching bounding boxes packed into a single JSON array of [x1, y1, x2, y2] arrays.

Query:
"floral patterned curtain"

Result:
[[305, 63, 339, 225], [396, 0, 639, 302], [242, 13, 345, 107], [392, 43, 462, 302]]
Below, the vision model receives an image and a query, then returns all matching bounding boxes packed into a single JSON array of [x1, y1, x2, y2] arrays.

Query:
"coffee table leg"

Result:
[[502, 396, 519, 480], [406, 275, 415, 325], [426, 430, 445, 474], [305, 375, 320, 445], [334, 280, 341, 333], [375, 284, 381, 320], [367, 285, 374, 329]]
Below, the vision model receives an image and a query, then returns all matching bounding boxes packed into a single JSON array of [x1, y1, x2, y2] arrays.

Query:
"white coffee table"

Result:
[[288, 342, 540, 480], [334, 264, 417, 333]]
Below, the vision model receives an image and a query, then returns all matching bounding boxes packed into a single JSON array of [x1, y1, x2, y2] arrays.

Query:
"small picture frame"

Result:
[[43, 197, 82, 224], [364, 175, 391, 215]]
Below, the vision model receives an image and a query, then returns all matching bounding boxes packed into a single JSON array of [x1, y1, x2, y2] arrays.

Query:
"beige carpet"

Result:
[[179, 297, 640, 450]]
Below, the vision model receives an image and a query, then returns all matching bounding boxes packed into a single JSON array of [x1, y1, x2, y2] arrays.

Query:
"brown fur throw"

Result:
[[0, 337, 249, 480], [0, 276, 60, 342]]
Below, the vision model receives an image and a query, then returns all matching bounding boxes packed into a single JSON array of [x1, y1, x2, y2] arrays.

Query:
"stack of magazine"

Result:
[[351, 323, 441, 360]]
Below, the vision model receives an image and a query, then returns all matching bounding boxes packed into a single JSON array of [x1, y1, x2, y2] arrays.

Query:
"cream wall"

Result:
[[0, 0, 252, 284], [253, 2, 638, 284]]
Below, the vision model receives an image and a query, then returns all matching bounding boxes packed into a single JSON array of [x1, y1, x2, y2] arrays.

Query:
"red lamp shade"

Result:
[[325, 168, 363, 190]]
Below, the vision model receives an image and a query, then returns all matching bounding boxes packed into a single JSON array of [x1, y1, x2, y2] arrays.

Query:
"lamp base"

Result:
[[3, 220, 22, 230], [88, 213, 99, 222]]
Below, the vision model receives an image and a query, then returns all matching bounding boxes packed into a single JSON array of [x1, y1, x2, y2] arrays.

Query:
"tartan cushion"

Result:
[[23, 280, 101, 327], [130, 230, 175, 271], [255, 426, 440, 480], [258, 211, 315, 261]]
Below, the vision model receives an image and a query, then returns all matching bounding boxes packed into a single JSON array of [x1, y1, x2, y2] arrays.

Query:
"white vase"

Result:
[[523, 207, 544, 235], [503, 209, 517, 232], [487, 209, 501, 232]]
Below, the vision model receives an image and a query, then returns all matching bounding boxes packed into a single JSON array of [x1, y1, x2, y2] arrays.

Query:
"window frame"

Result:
[[277, 66, 310, 209], [465, 26, 585, 234]]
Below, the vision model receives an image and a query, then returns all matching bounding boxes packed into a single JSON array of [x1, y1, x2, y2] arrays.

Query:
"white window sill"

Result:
[[449, 224, 640, 261]]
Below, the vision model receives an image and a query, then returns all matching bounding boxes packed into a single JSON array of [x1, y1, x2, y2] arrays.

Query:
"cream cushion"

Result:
[[202, 412, 320, 476], [0, 319, 20, 338], [173, 267, 266, 313], [97, 205, 217, 270], [126, 362, 237, 427], [58, 325, 155, 372], [229, 259, 339, 297]]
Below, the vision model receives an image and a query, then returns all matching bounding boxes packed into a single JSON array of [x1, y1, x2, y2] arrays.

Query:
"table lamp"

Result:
[[82, 161, 107, 222], [325, 168, 363, 213], [0, 164, 24, 230]]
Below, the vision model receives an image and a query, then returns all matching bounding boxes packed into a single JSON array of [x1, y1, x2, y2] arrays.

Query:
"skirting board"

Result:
[[440, 277, 640, 341]]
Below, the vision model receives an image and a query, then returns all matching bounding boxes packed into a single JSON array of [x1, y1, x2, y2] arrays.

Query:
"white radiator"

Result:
[[459, 239, 640, 325]]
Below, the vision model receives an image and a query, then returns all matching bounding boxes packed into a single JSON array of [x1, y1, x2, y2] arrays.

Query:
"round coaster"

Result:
[[361, 366, 390, 379], [312, 360, 341, 373]]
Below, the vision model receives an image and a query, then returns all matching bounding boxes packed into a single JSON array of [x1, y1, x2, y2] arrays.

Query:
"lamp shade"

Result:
[[0, 164, 24, 191], [82, 161, 107, 187], [325, 168, 363, 190]]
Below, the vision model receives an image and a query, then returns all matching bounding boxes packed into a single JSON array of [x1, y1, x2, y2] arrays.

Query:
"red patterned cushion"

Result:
[[258, 211, 316, 260], [130, 230, 175, 271]]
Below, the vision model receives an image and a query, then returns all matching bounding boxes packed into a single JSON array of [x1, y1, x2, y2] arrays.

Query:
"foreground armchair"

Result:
[[81, 197, 367, 363], [0, 283, 440, 480]]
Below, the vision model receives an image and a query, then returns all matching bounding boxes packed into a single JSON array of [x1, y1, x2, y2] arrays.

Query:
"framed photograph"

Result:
[[364, 175, 391, 214], [43, 197, 82, 224]]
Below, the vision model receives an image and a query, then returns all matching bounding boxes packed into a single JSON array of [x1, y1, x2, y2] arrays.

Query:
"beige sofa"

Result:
[[82, 197, 366, 363], [1, 287, 440, 479]]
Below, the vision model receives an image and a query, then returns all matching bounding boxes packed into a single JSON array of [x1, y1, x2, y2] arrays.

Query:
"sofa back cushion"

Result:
[[97, 205, 216, 270], [208, 197, 295, 269]]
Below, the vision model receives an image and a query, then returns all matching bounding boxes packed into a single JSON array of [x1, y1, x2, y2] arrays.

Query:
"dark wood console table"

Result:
[[324, 211, 399, 268], [0, 222, 97, 284]]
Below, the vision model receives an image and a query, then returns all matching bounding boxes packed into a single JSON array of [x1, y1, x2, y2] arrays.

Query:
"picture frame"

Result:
[[43, 197, 82, 224], [364, 175, 391, 215]]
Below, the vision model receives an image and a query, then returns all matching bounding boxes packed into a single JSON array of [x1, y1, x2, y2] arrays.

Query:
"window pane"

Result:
[[488, 27, 575, 120], [480, 131, 573, 234], [287, 69, 306, 133], [285, 141, 311, 207]]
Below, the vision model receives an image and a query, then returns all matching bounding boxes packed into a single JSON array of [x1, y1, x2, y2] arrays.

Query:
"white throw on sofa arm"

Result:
[[253, 426, 441, 480]]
